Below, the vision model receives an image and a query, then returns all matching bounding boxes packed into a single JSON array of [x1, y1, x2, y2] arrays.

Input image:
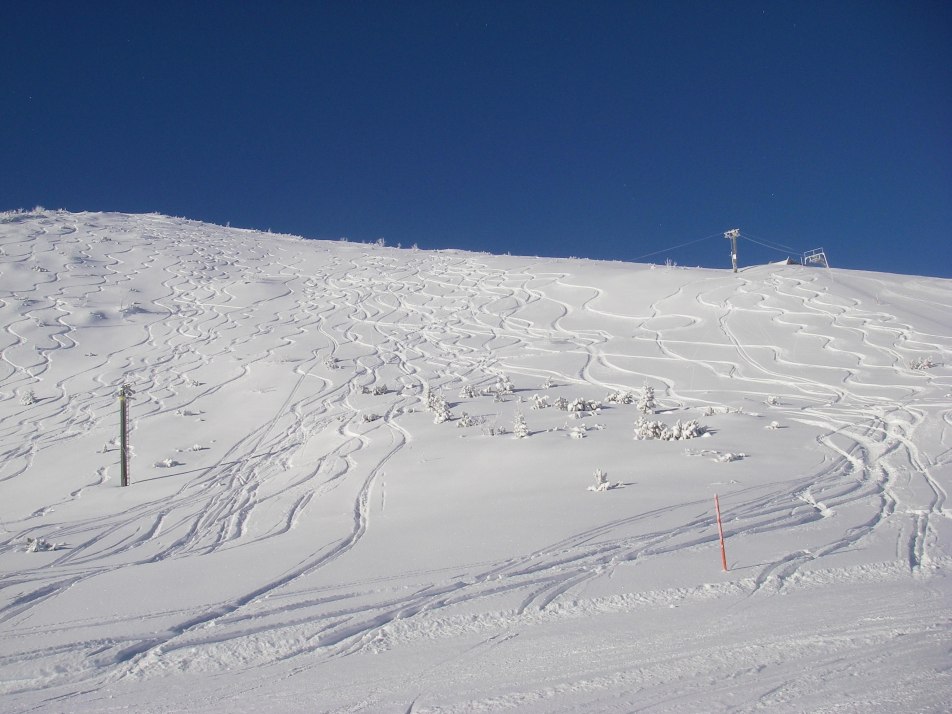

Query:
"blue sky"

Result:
[[3, 1, 950, 277]]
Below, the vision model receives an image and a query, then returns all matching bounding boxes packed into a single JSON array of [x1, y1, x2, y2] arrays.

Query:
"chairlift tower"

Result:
[[724, 228, 740, 273]]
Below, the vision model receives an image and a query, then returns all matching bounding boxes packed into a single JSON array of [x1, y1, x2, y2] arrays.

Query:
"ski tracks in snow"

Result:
[[1, 214, 951, 708]]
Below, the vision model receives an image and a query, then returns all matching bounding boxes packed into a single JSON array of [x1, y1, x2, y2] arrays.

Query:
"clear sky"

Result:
[[3, 1, 950, 277]]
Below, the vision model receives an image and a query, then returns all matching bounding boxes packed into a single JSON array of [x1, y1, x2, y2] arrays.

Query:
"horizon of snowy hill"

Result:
[[1, 210, 950, 713]]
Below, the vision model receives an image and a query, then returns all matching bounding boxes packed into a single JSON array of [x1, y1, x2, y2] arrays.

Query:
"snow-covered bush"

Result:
[[424, 389, 452, 424], [176, 444, 208, 453], [672, 419, 704, 440], [456, 412, 480, 428], [714, 452, 745, 463], [513, 412, 529, 438], [554, 396, 569, 411], [458, 384, 479, 399], [483, 374, 515, 397], [587, 469, 620, 493], [19, 390, 36, 406], [910, 356, 936, 370], [605, 390, 635, 405], [634, 417, 706, 441], [26, 537, 61, 552], [531, 394, 551, 410], [542, 376, 554, 389], [568, 397, 600, 413], [361, 383, 389, 396], [569, 424, 587, 439], [431, 404, 451, 424], [637, 385, 657, 415], [362, 413, 381, 423], [154, 458, 184, 468]]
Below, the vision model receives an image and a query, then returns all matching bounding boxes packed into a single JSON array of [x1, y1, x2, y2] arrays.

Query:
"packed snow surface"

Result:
[[1, 210, 950, 712]]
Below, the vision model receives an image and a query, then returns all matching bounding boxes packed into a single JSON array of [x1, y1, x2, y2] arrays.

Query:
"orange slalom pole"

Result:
[[715, 494, 728, 572]]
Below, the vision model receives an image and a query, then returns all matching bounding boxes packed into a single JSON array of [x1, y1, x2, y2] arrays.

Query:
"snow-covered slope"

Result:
[[1, 210, 950, 712]]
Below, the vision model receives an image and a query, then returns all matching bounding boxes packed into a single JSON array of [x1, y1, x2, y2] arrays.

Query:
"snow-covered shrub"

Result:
[[361, 384, 389, 395], [362, 413, 381, 423], [542, 376, 554, 389], [568, 397, 600, 413], [672, 419, 704, 440], [766, 395, 780, 406], [605, 390, 635, 405], [766, 420, 781, 430], [458, 384, 479, 399], [513, 412, 529, 438], [26, 537, 61, 553], [424, 389, 452, 423], [19, 390, 36, 406], [431, 402, 451, 424], [634, 418, 665, 440], [587, 469, 620, 493], [714, 452, 745, 463], [176, 444, 209, 453], [495, 374, 515, 396], [154, 458, 184, 468], [910, 356, 936, 370], [531, 394, 551, 410], [554, 396, 569, 411], [634, 417, 706, 441], [637, 385, 657, 415], [569, 425, 587, 439], [456, 412, 480, 428]]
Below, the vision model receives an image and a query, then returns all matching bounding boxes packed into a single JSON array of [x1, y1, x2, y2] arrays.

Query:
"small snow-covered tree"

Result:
[[671, 419, 704, 440], [513, 412, 529, 438], [531, 394, 550, 410], [19, 390, 36, 406], [568, 397, 599, 413], [425, 389, 451, 424], [554, 396, 569, 411], [456, 412, 479, 428], [542, 376, 555, 389], [587, 469, 619, 492], [458, 384, 479, 399], [496, 374, 515, 396], [637, 384, 657, 415], [606, 390, 635, 405]]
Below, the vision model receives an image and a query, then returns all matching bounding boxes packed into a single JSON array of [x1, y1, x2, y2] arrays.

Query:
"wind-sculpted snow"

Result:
[[0, 211, 950, 712]]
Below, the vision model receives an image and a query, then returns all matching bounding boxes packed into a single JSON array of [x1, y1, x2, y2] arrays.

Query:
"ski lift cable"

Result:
[[631, 232, 724, 262], [738, 235, 795, 256], [738, 231, 799, 254]]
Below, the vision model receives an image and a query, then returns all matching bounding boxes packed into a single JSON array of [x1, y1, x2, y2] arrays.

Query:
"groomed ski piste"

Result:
[[1, 210, 950, 712]]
